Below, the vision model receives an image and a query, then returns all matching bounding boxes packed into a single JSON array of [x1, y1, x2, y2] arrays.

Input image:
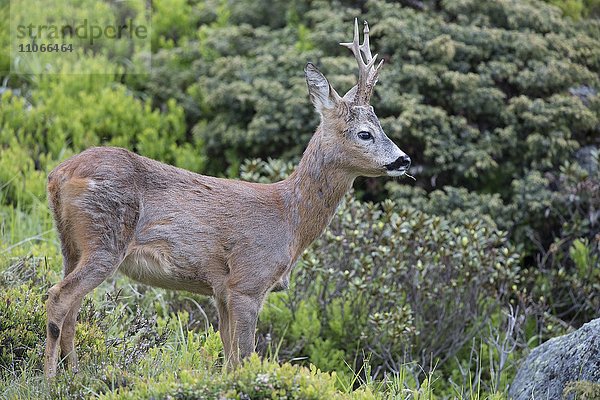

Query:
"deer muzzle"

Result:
[[385, 155, 411, 173]]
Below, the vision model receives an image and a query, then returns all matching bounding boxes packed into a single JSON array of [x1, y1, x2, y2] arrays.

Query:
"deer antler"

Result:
[[340, 19, 384, 105]]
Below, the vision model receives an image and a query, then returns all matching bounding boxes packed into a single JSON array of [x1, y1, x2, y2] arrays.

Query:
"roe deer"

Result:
[[44, 19, 411, 378]]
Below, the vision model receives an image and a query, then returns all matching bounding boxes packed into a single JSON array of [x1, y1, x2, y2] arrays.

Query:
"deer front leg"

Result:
[[227, 291, 262, 366], [215, 296, 232, 366]]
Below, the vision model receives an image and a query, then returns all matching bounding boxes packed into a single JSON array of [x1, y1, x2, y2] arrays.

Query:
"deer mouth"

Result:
[[386, 168, 407, 177], [384, 155, 411, 177]]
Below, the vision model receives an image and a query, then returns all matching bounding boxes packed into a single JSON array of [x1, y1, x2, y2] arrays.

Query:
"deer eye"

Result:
[[357, 131, 373, 141]]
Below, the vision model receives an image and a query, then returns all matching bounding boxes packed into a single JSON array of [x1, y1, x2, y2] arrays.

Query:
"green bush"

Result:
[[221, 355, 369, 400], [564, 381, 600, 400], [0, 284, 46, 372], [0, 4, 10, 76], [151, 0, 200, 49], [386, 184, 514, 230], [98, 353, 376, 400], [518, 156, 600, 326], [0, 57, 202, 209], [543, 0, 600, 19]]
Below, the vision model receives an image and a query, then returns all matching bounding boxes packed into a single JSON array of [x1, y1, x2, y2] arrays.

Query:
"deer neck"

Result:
[[281, 126, 356, 260]]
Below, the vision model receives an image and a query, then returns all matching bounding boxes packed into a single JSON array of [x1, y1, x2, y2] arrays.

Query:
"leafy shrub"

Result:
[[151, 0, 200, 49], [99, 353, 375, 400], [543, 0, 600, 19], [369, 1, 599, 186], [221, 355, 369, 400], [387, 152, 599, 332], [0, 284, 46, 372], [0, 57, 201, 209], [564, 380, 600, 400], [441, 0, 566, 33], [0, 4, 10, 76], [299, 200, 518, 370], [386, 184, 514, 230], [518, 157, 600, 326]]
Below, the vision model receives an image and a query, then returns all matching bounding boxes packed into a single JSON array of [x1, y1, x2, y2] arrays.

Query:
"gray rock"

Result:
[[509, 318, 600, 400]]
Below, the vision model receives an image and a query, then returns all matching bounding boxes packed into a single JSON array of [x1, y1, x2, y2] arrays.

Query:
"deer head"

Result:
[[304, 19, 410, 178]]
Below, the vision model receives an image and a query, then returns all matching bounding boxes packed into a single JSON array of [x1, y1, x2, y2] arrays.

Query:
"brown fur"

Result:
[[44, 20, 410, 378]]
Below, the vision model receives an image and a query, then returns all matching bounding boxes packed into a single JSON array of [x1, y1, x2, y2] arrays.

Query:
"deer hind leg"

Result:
[[56, 236, 81, 371], [59, 298, 82, 372], [44, 250, 120, 378]]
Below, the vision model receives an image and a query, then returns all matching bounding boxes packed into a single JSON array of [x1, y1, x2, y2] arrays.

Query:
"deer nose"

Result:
[[386, 155, 411, 171]]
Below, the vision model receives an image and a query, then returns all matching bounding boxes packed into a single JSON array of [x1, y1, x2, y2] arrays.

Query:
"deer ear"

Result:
[[305, 63, 341, 113], [342, 85, 358, 103]]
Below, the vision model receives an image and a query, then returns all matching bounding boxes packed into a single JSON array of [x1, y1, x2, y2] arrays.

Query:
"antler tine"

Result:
[[360, 21, 372, 63], [340, 18, 362, 63], [340, 19, 383, 104], [371, 58, 385, 84]]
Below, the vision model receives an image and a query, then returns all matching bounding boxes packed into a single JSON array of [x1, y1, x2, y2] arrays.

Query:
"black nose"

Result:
[[385, 155, 411, 171]]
